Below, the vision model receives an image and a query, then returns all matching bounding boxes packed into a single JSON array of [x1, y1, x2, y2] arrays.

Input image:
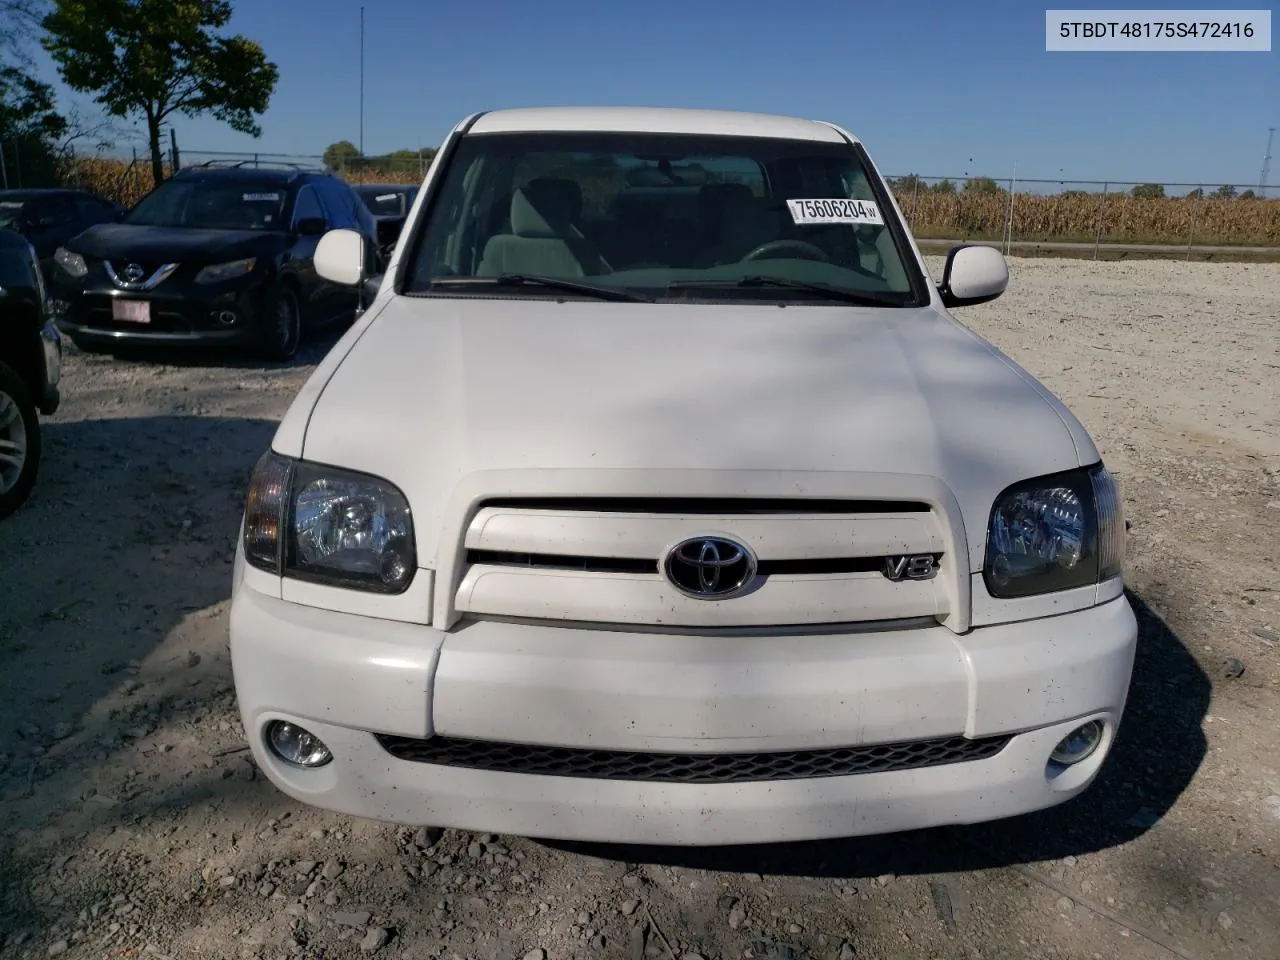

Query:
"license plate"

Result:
[[112, 299, 151, 324]]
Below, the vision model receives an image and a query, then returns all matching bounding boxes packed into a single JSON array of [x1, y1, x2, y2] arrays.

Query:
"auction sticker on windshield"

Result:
[[787, 198, 884, 226], [243, 192, 280, 202]]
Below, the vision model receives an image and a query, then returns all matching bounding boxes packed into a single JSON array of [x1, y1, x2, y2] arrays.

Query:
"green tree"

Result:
[[888, 173, 924, 194], [931, 179, 956, 194], [1239, 189, 1257, 200], [963, 176, 1002, 195], [1185, 187, 1204, 199], [42, 0, 279, 185], [323, 139, 361, 170], [1212, 184, 1237, 199], [0, 64, 67, 187], [0, 1, 68, 189], [1130, 183, 1165, 199]]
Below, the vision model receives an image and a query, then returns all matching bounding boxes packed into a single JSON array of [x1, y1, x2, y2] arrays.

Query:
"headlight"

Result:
[[243, 451, 416, 594], [983, 464, 1125, 599], [53, 247, 87, 277], [195, 258, 257, 284]]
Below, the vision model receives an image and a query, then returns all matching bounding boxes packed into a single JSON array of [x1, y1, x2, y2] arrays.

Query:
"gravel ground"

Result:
[[1, 256, 1278, 960]]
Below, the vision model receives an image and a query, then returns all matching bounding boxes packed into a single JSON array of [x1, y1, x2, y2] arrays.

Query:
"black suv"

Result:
[[49, 164, 379, 361], [0, 228, 61, 520], [0, 188, 123, 281]]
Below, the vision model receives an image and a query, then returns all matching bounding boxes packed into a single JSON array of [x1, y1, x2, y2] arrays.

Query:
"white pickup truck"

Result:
[[229, 106, 1136, 846]]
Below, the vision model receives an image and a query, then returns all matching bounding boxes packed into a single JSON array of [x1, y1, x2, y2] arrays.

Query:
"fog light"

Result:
[[1050, 720, 1104, 766], [264, 720, 332, 768]]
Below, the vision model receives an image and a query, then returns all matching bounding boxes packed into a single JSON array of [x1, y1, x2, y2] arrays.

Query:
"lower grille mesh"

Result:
[[375, 733, 1010, 784]]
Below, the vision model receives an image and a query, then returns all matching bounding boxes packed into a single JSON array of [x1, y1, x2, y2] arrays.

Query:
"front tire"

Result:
[[0, 362, 41, 521], [260, 287, 301, 362]]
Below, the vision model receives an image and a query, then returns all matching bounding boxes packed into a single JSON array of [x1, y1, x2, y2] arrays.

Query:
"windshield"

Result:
[[358, 187, 414, 217], [404, 131, 923, 305], [0, 200, 27, 230], [125, 179, 288, 230]]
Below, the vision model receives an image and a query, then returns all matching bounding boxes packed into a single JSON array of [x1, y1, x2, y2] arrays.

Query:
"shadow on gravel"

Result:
[[74, 326, 347, 371], [0, 414, 275, 771], [545, 590, 1210, 878]]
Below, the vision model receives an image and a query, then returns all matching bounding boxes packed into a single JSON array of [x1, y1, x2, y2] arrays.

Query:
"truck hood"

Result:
[[294, 297, 1097, 571], [67, 223, 281, 264]]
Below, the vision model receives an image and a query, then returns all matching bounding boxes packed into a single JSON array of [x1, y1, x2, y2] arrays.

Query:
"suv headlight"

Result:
[[53, 246, 87, 277], [243, 451, 416, 594], [195, 258, 257, 283], [983, 464, 1125, 599]]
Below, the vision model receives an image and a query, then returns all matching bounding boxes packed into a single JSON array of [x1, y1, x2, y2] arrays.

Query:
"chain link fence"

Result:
[[884, 175, 1278, 253], [48, 147, 433, 206], [35, 146, 1280, 254]]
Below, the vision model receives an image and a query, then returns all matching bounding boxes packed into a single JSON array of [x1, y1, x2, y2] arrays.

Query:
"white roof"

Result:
[[468, 106, 853, 143]]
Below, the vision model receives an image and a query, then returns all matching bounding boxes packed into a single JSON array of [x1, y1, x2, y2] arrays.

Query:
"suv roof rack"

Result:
[[184, 159, 327, 174]]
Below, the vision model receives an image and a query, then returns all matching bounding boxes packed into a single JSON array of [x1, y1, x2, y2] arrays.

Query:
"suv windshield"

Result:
[[357, 186, 415, 217], [405, 131, 922, 305], [126, 179, 288, 231]]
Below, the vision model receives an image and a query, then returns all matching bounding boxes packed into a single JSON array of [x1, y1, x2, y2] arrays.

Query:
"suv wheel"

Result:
[[261, 288, 301, 362], [0, 362, 40, 520]]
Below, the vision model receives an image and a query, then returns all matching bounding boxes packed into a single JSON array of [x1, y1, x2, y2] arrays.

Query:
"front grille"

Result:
[[376, 733, 1010, 783], [455, 497, 953, 628], [464, 549, 897, 577], [478, 497, 932, 515]]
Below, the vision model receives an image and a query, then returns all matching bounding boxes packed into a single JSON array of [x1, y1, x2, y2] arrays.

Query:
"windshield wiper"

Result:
[[429, 274, 653, 303], [668, 275, 903, 307]]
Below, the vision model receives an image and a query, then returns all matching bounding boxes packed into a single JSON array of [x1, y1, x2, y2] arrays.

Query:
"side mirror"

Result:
[[938, 245, 1008, 308], [295, 216, 328, 237], [314, 228, 366, 286]]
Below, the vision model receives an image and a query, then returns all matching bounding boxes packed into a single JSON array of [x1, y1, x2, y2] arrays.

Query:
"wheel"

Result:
[[0, 361, 41, 521], [259, 287, 301, 362]]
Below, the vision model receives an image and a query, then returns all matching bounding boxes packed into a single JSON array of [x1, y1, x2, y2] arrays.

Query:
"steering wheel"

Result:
[[741, 239, 829, 263]]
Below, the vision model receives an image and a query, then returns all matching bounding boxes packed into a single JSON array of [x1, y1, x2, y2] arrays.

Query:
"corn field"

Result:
[[54, 155, 1280, 247], [899, 191, 1280, 246], [54, 156, 426, 208]]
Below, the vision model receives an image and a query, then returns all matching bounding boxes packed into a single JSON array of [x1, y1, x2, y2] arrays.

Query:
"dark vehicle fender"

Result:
[[0, 228, 57, 413]]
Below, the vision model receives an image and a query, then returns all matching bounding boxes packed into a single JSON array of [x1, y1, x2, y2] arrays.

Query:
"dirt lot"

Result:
[[1, 257, 1278, 960]]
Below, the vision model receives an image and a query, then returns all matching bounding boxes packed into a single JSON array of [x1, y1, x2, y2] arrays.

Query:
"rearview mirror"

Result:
[[938, 245, 1008, 308], [314, 228, 365, 286], [295, 216, 327, 237]]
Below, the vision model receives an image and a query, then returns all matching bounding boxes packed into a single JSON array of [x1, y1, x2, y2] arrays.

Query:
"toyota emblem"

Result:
[[663, 536, 757, 599]]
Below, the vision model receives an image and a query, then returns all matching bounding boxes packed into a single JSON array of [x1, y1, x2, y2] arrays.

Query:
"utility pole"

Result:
[[1260, 126, 1275, 198], [359, 6, 365, 157]]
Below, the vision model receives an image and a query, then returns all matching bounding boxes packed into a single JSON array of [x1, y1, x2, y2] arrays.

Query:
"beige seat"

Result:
[[477, 178, 609, 277]]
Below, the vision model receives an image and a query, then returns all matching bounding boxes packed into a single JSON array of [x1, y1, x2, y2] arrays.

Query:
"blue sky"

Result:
[[27, 0, 1280, 186]]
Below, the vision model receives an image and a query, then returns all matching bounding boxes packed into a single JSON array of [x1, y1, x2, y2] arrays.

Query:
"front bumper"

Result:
[[53, 275, 269, 346], [229, 565, 1138, 846]]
